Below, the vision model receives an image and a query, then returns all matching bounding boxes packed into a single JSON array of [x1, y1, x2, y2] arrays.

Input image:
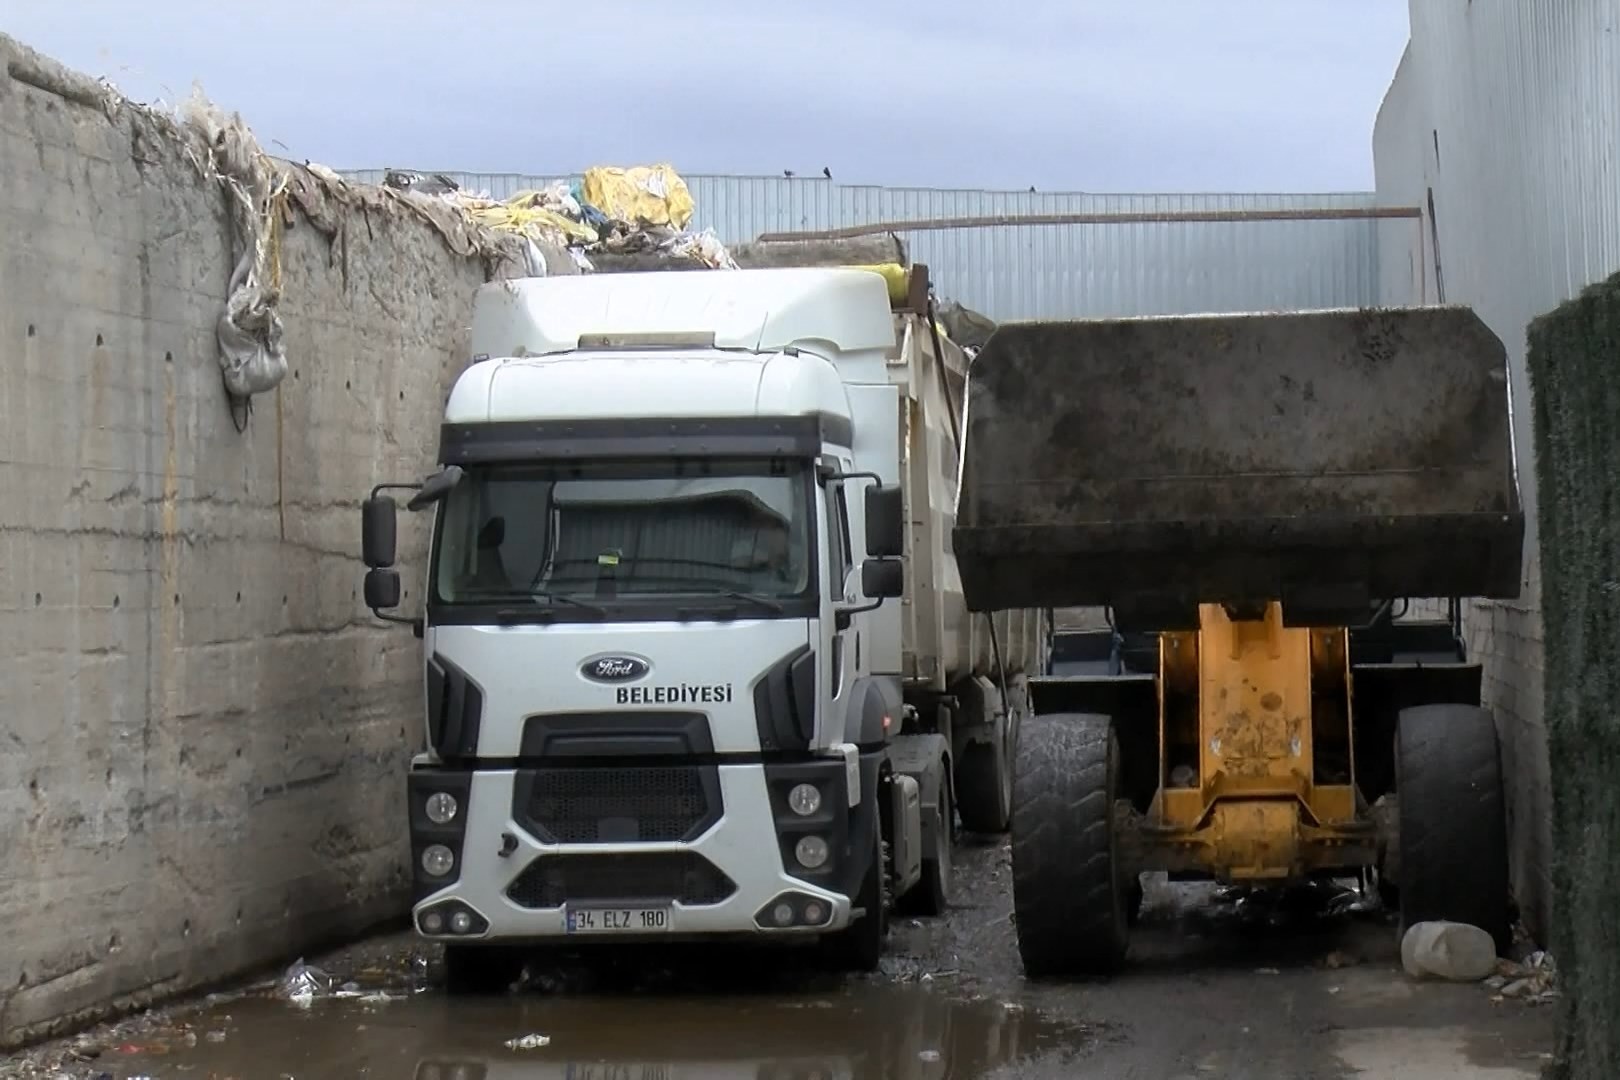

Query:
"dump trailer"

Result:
[[359, 262, 1046, 988], [951, 305, 1525, 976]]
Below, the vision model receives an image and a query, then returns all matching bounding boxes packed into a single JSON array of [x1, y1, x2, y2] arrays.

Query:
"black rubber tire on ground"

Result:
[[1010, 712, 1130, 978], [956, 715, 1013, 834], [898, 781, 954, 917], [443, 944, 525, 995], [1394, 703, 1512, 954], [822, 814, 887, 972]]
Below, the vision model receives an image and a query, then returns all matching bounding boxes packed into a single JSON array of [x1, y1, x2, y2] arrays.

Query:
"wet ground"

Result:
[[3, 836, 1557, 1080]]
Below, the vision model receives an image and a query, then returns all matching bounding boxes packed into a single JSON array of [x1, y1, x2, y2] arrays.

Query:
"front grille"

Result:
[[515, 765, 721, 844], [506, 851, 738, 909]]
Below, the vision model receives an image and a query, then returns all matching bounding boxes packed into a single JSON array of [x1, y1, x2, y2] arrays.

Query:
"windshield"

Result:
[[430, 457, 817, 614]]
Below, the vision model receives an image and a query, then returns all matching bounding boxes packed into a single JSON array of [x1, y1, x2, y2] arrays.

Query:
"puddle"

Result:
[[98, 981, 1085, 1079]]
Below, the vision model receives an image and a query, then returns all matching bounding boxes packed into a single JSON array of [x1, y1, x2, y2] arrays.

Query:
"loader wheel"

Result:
[[1394, 703, 1512, 954], [822, 813, 886, 973], [1010, 712, 1129, 977]]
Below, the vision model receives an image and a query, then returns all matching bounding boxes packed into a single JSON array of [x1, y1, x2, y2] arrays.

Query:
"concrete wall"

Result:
[[0, 34, 537, 1045], [1373, 1, 1620, 947]]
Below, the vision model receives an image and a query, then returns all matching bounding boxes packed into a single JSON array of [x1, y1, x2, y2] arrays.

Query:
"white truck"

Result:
[[359, 263, 1048, 988]]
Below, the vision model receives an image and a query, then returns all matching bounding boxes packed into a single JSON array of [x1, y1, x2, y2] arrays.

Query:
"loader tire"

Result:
[[1010, 712, 1129, 977], [1395, 703, 1512, 954]]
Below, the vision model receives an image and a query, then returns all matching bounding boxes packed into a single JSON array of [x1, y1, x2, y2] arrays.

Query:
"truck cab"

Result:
[[360, 268, 956, 986]]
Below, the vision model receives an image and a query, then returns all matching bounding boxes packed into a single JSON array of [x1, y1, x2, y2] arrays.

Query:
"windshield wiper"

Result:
[[491, 591, 606, 621], [687, 587, 784, 614], [607, 575, 790, 615]]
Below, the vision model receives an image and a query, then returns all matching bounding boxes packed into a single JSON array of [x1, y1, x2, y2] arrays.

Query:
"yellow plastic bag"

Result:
[[454, 189, 600, 245], [581, 164, 695, 230], [852, 263, 909, 306], [471, 203, 598, 245]]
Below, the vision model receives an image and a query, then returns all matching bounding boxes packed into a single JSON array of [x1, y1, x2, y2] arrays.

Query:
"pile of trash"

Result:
[[1485, 949, 1559, 1006], [382, 164, 738, 273], [1399, 921, 1560, 1006], [274, 956, 427, 1008]]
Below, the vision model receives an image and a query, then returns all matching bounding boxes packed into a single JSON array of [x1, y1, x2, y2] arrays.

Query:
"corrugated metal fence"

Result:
[[340, 170, 1396, 322]]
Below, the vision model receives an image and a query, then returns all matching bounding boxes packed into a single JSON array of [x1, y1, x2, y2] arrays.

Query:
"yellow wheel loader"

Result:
[[951, 306, 1525, 977]]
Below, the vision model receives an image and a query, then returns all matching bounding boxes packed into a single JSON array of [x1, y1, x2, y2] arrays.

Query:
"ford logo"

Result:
[[580, 655, 651, 683]]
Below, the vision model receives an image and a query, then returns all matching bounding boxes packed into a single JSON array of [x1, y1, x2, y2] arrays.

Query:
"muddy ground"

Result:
[[1, 835, 1556, 1079]]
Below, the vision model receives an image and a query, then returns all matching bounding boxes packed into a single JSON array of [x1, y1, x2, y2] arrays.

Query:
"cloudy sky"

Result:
[[2, 0, 1410, 192]]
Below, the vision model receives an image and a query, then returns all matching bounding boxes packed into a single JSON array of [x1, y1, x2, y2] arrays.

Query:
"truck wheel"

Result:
[[822, 815, 886, 972], [1011, 712, 1129, 977], [1395, 703, 1512, 954], [443, 945, 524, 995], [956, 708, 1013, 834], [898, 781, 953, 917]]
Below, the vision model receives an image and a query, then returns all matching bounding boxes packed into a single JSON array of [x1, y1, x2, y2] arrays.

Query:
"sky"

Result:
[[0, 0, 1411, 192]]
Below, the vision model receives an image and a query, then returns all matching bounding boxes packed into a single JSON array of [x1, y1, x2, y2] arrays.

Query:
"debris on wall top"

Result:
[[379, 165, 739, 272], [0, 30, 561, 406]]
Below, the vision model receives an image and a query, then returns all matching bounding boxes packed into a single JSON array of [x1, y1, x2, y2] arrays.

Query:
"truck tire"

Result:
[[1010, 712, 1129, 977], [443, 944, 524, 995], [822, 813, 886, 972], [1394, 703, 1512, 954], [956, 690, 1016, 834], [898, 781, 953, 917]]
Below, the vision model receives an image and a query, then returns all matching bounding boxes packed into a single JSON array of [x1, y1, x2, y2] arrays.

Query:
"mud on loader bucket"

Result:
[[952, 306, 1524, 623], [951, 306, 1526, 979]]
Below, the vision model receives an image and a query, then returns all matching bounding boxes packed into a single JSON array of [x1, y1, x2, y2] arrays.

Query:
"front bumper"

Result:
[[407, 756, 875, 944]]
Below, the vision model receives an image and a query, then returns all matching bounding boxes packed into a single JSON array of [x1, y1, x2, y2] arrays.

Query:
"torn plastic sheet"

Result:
[[278, 958, 334, 1008], [182, 86, 289, 400]]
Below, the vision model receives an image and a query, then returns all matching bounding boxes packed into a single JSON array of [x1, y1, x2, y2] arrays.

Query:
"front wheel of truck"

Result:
[[443, 944, 525, 995], [820, 817, 886, 973]]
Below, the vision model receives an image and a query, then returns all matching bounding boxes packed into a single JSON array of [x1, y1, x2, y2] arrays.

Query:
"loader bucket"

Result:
[[952, 306, 1525, 618]]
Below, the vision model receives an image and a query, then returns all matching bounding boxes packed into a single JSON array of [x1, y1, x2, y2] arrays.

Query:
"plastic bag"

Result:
[[581, 164, 695, 230]]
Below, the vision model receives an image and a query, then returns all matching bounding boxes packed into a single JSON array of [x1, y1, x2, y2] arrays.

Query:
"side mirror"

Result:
[[861, 558, 904, 600], [864, 483, 904, 558], [362, 496, 398, 568], [407, 465, 464, 511], [365, 568, 402, 610]]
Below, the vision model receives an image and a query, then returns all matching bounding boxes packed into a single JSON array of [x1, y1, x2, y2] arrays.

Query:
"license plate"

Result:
[[564, 1067, 684, 1080], [565, 1067, 690, 1080], [564, 906, 672, 935]]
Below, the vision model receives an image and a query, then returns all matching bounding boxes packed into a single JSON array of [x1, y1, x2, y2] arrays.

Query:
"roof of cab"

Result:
[[468, 267, 898, 360]]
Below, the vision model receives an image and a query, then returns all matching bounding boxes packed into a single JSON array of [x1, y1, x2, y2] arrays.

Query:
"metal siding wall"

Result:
[[341, 169, 1383, 320], [1373, 0, 1620, 944]]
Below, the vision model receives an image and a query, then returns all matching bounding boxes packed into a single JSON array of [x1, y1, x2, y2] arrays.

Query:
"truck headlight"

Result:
[[794, 835, 830, 869], [422, 844, 456, 877], [787, 783, 821, 817], [425, 792, 459, 825]]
